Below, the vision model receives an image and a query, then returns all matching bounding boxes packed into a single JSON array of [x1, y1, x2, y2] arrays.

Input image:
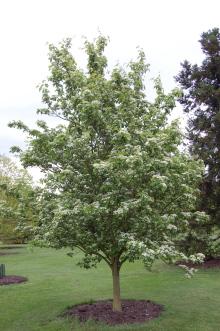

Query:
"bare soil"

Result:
[[0, 246, 24, 250], [0, 276, 28, 286], [63, 299, 163, 326]]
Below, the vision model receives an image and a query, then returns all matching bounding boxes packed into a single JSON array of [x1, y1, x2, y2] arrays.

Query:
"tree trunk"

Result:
[[111, 258, 122, 312]]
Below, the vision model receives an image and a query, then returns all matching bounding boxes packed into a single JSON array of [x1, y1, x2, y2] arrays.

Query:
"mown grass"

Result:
[[0, 245, 220, 331]]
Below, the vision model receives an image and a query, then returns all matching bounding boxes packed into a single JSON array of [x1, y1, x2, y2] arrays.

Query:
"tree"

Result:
[[175, 28, 220, 257], [10, 36, 205, 311], [0, 155, 37, 243]]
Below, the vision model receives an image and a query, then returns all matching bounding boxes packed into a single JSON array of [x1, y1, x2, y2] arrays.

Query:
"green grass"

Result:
[[0, 246, 220, 331]]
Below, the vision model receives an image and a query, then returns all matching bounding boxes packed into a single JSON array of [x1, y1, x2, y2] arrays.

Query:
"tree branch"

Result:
[[75, 245, 111, 267]]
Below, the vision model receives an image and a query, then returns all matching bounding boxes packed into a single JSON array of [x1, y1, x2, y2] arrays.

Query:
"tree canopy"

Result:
[[10, 36, 205, 311], [0, 155, 36, 244], [176, 28, 220, 257]]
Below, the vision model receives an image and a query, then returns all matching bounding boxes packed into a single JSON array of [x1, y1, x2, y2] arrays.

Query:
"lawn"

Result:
[[0, 245, 220, 331]]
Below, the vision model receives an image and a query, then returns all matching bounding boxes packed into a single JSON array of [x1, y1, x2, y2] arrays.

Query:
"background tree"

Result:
[[176, 28, 220, 257], [10, 36, 205, 311], [0, 155, 37, 244]]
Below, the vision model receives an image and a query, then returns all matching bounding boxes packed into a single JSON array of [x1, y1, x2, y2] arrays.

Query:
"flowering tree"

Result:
[[10, 36, 205, 311], [0, 155, 37, 243]]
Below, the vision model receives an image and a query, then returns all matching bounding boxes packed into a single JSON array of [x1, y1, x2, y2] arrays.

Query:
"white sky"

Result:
[[0, 0, 219, 181]]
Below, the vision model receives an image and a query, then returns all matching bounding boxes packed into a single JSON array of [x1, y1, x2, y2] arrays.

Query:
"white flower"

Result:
[[167, 224, 177, 231]]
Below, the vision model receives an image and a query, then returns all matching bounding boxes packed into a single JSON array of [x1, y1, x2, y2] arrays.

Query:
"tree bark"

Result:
[[111, 258, 122, 312]]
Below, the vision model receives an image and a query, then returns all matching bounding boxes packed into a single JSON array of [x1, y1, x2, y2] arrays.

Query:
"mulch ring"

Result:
[[177, 257, 220, 269], [0, 276, 28, 286], [63, 299, 163, 326]]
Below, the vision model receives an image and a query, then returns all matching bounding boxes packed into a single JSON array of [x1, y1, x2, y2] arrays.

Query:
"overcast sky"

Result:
[[0, 0, 219, 181]]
